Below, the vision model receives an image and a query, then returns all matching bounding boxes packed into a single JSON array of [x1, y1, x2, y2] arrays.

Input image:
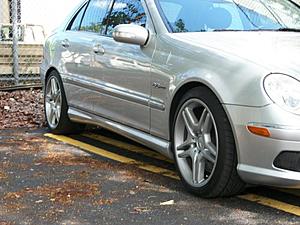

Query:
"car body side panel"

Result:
[[60, 31, 106, 113], [150, 33, 271, 140], [90, 36, 153, 132], [89, 1, 157, 133], [40, 32, 66, 83]]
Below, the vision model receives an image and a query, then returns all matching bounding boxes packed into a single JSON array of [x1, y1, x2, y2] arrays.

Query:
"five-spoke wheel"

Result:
[[45, 76, 62, 129], [172, 87, 245, 197], [44, 70, 85, 134], [174, 99, 218, 187]]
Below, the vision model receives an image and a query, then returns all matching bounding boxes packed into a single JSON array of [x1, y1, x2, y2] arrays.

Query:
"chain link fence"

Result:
[[0, 0, 45, 90], [0, 0, 83, 90]]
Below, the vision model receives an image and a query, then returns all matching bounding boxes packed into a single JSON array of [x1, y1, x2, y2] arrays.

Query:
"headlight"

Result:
[[264, 73, 300, 114]]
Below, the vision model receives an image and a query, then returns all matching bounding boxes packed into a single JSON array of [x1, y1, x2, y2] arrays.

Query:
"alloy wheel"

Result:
[[174, 98, 219, 187], [45, 76, 62, 129]]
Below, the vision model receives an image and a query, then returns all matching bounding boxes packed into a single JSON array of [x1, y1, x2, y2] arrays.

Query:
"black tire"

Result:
[[44, 70, 85, 134], [172, 86, 245, 198]]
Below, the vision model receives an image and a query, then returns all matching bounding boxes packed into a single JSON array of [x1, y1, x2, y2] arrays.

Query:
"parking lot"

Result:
[[1, 128, 300, 225], [2, 0, 300, 224]]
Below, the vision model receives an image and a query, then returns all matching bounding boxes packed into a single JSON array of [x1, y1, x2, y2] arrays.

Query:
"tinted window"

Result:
[[80, 0, 111, 33], [157, 0, 300, 32], [68, 3, 88, 31], [104, 0, 147, 36]]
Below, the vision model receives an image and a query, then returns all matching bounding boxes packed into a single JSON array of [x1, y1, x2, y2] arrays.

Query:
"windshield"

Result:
[[156, 0, 300, 32]]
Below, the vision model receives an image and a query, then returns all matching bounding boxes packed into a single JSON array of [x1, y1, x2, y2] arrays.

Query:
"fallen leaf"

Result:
[[133, 207, 151, 213], [0, 89, 45, 129], [160, 200, 175, 206]]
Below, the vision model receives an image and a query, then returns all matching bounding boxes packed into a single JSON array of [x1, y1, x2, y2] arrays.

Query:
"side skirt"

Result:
[[68, 107, 173, 159]]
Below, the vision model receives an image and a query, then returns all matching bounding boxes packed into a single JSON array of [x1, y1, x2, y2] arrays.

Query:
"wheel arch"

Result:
[[169, 82, 204, 136], [45, 67, 60, 83], [168, 81, 241, 162], [44, 66, 71, 109], [169, 81, 223, 134]]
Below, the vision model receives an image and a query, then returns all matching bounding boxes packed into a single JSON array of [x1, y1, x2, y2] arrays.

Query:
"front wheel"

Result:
[[44, 70, 85, 134], [172, 87, 245, 198]]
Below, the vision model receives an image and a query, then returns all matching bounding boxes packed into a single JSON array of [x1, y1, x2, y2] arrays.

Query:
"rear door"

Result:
[[60, 0, 112, 113]]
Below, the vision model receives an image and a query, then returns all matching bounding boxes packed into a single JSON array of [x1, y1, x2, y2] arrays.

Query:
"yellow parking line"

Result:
[[45, 133, 179, 180], [239, 194, 300, 216], [84, 133, 300, 207], [45, 133, 300, 217], [83, 132, 173, 163]]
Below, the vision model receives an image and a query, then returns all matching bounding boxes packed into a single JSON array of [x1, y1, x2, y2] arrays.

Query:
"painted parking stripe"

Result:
[[72, 134, 175, 171], [83, 132, 173, 163], [239, 194, 300, 216], [45, 133, 300, 217], [83, 133, 300, 201], [45, 133, 179, 180]]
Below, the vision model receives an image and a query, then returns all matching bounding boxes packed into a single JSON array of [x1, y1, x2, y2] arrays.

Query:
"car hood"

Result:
[[172, 31, 300, 78]]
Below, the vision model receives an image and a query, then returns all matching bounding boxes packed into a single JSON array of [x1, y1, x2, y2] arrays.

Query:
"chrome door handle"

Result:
[[62, 39, 70, 48], [93, 43, 105, 55]]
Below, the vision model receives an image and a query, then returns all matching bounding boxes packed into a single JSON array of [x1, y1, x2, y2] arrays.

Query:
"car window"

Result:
[[68, 3, 88, 31], [159, 2, 182, 24], [104, 0, 147, 36], [157, 0, 300, 32], [80, 0, 112, 33]]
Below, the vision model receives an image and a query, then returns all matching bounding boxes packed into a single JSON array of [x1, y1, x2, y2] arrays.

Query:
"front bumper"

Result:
[[224, 103, 300, 188]]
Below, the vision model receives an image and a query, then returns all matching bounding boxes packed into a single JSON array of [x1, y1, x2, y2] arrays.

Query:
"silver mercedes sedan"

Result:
[[41, 0, 300, 197]]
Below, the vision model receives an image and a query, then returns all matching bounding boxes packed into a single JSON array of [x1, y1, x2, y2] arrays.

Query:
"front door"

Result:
[[92, 0, 155, 132]]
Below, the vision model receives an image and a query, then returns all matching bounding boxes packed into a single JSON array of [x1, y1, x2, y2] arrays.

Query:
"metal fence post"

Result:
[[11, 0, 20, 86]]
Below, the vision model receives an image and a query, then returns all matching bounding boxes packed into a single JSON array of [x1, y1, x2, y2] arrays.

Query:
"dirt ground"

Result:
[[0, 89, 45, 130]]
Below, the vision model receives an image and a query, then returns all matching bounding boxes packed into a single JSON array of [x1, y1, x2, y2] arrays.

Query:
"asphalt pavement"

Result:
[[0, 128, 300, 225]]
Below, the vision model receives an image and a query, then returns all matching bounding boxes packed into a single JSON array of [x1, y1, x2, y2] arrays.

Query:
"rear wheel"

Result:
[[172, 87, 245, 198], [44, 70, 85, 134]]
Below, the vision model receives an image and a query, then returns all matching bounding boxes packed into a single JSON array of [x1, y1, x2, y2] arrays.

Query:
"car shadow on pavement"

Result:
[[0, 128, 299, 225]]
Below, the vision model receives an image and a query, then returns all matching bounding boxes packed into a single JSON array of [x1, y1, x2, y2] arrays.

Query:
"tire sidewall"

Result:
[[171, 87, 237, 197], [44, 70, 69, 133]]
